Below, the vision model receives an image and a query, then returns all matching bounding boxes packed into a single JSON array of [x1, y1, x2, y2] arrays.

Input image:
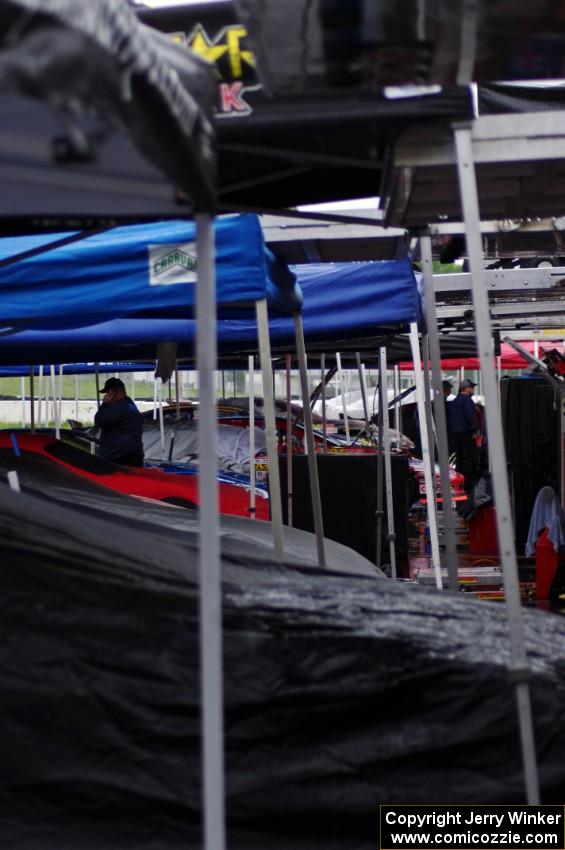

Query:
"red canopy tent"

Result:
[[399, 340, 564, 371]]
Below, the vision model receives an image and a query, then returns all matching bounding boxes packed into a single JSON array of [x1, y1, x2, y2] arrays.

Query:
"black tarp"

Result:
[[502, 377, 561, 555], [2, 478, 565, 847]]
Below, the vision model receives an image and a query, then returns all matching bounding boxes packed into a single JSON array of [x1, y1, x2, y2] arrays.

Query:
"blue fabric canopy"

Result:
[[0, 260, 421, 365], [0, 215, 301, 329]]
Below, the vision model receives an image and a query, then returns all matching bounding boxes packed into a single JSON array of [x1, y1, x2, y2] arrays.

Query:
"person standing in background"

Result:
[[449, 379, 478, 493]]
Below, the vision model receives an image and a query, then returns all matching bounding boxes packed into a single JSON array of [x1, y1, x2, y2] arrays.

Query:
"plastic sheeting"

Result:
[[2, 480, 565, 848], [0, 215, 301, 329], [142, 420, 267, 470]]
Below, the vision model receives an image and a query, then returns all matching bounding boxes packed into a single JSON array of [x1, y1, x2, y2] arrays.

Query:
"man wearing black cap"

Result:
[[94, 377, 144, 466], [449, 379, 478, 492]]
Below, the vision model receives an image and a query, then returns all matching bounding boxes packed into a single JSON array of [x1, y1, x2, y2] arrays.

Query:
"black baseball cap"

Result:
[[459, 379, 477, 390], [99, 377, 125, 394]]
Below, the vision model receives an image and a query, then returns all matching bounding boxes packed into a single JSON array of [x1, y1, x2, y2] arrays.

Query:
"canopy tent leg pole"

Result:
[[20, 377, 25, 427], [285, 353, 293, 527], [379, 347, 397, 579], [420, 235, 459, 592], [130, 372, 135, 404], [248, 355, 256, 520], [294, 313, 326, 567], [335, 352, 350, 441], [175, 363, 181, 420], [394, 364, 402, 433], [58, 364, 63, 431], [29, 368, 35, 435], [321, 353, 327, 453], [221, 370, 225, 399], [409, 324, 442, 588], [422, 336, 440, 570], [454, 124, 539, 805], [422, 337, 436, 457], [158, 382, 165, 458], [95, 364, 100, 411], [375, 370, 385, 573], [74, 373, 79, 421], [356, 352, 371, 432], [256, 299, 284, 559], [50, 365, 60, 440], [38, 365, 43, 428], [195, 212, 225, 850], [153, 374, 158, 420]]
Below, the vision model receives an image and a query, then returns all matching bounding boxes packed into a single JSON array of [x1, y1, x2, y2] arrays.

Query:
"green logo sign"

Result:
[[153, 248, 197, 278]]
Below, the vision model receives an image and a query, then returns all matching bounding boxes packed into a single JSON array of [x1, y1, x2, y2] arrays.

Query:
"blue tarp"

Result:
[[0, 260, 421, 366], [0, 215, 301, 329]]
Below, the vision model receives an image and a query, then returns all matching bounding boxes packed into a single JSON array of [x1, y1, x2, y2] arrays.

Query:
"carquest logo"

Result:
[[149, 242, 197, 285]]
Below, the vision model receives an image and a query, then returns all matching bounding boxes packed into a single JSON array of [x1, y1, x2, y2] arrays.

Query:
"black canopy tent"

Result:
[[0, 0, 216, 231]]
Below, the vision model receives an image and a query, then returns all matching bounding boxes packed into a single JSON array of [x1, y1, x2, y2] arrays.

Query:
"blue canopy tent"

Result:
[[0, 259, 421, 364], [0, 214, 301, 329]]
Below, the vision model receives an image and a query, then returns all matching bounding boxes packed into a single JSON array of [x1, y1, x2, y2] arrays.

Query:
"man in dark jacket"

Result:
[[449, 379, 478, 492], [94, 377, 144, 466]]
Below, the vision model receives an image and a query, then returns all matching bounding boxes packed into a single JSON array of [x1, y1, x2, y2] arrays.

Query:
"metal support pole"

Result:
[[285, 353, 293, 527], [58, 364, 63, 428], [379, 347, 397, 578], [195, 212, 225, 850], [356, 352, 370, 431], [50, 365, 60, 439], [38, 365, 43, 428], [256, 299, 284, 560], [394, 364, 402, 433], [409, 323, 442, 588], [29, 368, 35, 434], [420, 235, 458, 592], [294, 313, 326, 567], [321, 353, 327, 453], [175, 363, 181, 420], [20, 376, 25, 426], [335, 352, 350, 441], [95, 364, 100, 411], [158, 382, 165, 457], [248, 355, 256, 520], [454, 124, 540, 804], [375, 370, 385, 572]]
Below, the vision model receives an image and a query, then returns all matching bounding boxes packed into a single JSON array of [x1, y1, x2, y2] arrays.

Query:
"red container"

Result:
[[468, 505, 499, 556], [536, 528, 560, 601]]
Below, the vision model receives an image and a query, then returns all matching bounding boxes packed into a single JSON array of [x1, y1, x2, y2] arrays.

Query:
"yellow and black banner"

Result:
[[380, 805, 565, 850]]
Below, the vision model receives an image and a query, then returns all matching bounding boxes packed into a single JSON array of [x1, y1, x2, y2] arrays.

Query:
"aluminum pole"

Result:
[[175, 364, 181, 419], [285, 353, 294, 527], [29, 367, 35, 434], [321, 353, 327, 453], [409, 323, 442, 588], [335, 352, 350, 441], [95, 364, 100, 411], [20, 376, 25, 426], [375, 371, 385, 572], [420, 235, 459, 592], [195, 212, 225, 850], [38, 365, 44, 427], [256, 299, 284, 560], [356, 352, 371, 431], [248, 355, 256, 520], [294, 313, 326, 567], [379, 347, 397, 578], [454, 124, 539, 805]]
